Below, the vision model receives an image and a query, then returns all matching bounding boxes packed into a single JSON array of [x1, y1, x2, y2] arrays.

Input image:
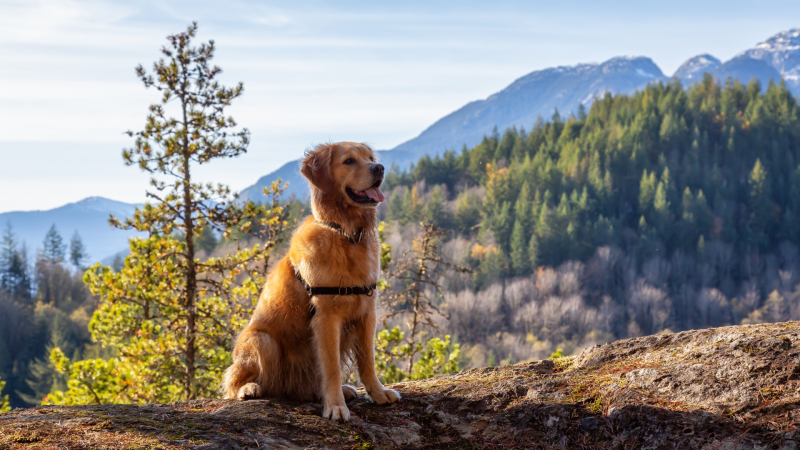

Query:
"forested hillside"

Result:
[[0, 225, 101, 408], [379, 75, 800, 367]]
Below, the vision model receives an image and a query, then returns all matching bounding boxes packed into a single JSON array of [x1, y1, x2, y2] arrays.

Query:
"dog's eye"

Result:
[[343, 158, 355, 165], [369, 156, 374, 162]]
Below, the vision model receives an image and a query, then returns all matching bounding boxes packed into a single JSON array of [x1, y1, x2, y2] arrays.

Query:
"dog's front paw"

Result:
[[368, 388, 401, 405], [237, 382, 262, 400], [323, 402, 350, 422]]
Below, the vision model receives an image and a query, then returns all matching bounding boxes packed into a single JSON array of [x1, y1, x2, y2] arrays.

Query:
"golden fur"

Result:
[[221, 142, 400, 421]]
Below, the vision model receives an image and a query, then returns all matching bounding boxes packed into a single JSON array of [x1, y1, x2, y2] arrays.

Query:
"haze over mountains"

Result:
[[0, 197, 141, 262], [5, 26, 800, 260]]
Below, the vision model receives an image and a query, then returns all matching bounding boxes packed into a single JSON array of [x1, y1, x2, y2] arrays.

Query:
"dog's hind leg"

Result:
[[341, 384, 358, 400], [221, 328, 277, 400]]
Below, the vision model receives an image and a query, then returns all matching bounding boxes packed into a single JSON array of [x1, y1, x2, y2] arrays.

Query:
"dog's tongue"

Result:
[[365, 187, 385, 202]]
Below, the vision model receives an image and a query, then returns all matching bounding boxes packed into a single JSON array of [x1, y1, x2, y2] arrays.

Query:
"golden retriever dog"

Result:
[[222, 142, 400, 421]]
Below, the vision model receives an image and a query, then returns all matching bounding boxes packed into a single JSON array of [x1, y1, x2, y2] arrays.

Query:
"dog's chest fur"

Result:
[[290, 221, 380, 292]]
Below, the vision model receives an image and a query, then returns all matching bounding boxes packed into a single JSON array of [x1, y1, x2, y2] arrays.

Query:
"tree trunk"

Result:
[[407, 284, 420, 374], [181, 96, 197, 401]]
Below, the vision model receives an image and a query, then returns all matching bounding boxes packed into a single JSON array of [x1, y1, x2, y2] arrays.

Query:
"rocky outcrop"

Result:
[[4, 322, 800, 449]]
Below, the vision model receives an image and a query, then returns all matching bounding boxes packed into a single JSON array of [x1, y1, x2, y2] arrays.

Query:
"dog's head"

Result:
[[301, 142, 385, 208]]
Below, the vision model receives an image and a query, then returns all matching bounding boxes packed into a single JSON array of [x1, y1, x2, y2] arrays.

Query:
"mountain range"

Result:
[[239, 26, 800, 203], [4, 27, 800, 261], [0, 197, 141, 264]]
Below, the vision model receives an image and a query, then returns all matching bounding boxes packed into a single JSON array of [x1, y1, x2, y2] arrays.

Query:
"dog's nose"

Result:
[[371, 164, 385, 177]]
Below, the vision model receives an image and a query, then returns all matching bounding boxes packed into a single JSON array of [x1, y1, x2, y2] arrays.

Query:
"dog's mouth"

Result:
[[346, 180, 385, 204]]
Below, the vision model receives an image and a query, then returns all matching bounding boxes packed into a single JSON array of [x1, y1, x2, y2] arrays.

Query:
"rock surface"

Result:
[[4, 322, 800, 449]]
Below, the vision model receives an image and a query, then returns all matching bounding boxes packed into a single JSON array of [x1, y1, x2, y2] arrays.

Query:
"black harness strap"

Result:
[[296, 271, 376, 317]]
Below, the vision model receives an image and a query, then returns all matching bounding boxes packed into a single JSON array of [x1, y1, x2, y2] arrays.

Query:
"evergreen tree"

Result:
[[494, 127, 516, 161], [41, 225, 66, 265], [514, 182, 533, 237], [0, 223, 16, 276], [510, 219, 528, 275], [0, 224, 31, 300], [694, 190, 713, 236], [638, 170, 656, 215], [424, 184, 448, 227], [528, 233, 539, 271], [454, 190, 481, 233], [490, 202, 513, 250], [680, 187, 696, 249], [401, 186, 424, 225], [49, 23, 290, 405], [483, 164, 512, 215], [22, 313, 75, 405], [653, 181, 672, 241], [68, 232, 88, 269], [748, 158, 772, 248], [783, 166, 800, 242], [111, 254, 123, 272], [535, 200, 554, 266], [386, 190, 403, 223], [195, 228, 218, 255]]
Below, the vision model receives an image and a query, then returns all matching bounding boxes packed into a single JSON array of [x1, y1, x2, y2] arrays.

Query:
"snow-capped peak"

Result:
[[738, 27, 800, 85], [673, 54, 722, 82]]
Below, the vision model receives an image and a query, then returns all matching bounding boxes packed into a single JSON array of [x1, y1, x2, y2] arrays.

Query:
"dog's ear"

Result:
[[301, 144, 334, 191]]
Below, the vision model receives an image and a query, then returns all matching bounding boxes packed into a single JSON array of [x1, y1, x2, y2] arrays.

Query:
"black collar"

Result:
[[295, 271, 375, 298], [318, 220, 366, 244]]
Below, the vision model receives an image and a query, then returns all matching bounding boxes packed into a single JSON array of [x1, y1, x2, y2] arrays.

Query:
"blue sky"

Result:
[[1, 0, 799, 212]]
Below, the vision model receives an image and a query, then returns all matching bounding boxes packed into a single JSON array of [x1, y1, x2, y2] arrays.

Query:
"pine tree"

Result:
[[49, 23, 290, 405], [68, 232, 88, 269], [638, 215, 655, 258], [748, 158, 772, 248], [490, 202, 513, 250], [638, 170, 656, 215], [41, 225, 66, 264], [402, 186, 424, 225], [0, 223, 16, 275], [681, 187, 696, 249], [653, 181, 672, 241], [535, 200, 553, 266], [424, 184, 448, 227], [483, 164, 512, 215], [454, 190, 481, 233], [528, 233, 539, 271], [782, 166, 800, 243], [494, 127, 516, 161], [0, 224, 31, 300], [195, 228, 218, 255], [386, 190, 403, 223], [510, 218, 529, 275], [511, 127, 528, 161], [660, 167, 678, 214], [514, 182, 533, 237], [22, 313, 75, 405]]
